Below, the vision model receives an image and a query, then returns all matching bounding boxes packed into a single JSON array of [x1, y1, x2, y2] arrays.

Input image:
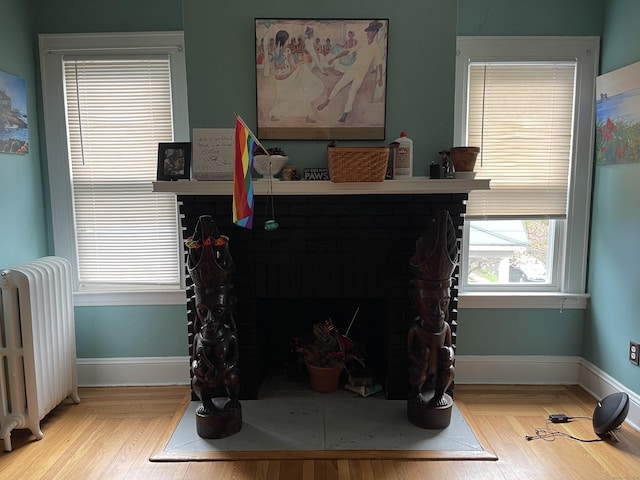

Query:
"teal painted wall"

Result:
[[453, 0, 603, 364], [183, 1, 457, 176], [583, 0, 640, 395], [74, 305, 188, 357], [32, 0, 183, 33], [456, 0, 604, 36], [28, 0, 187, 359], [7, 0, 638, 396], [0, 0, 48, 267], [456, 309, 584, 356], [599, 0, 640, 72]]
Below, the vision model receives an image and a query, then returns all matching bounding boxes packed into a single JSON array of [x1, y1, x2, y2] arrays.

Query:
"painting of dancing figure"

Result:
[[255, 19, 388, 140]]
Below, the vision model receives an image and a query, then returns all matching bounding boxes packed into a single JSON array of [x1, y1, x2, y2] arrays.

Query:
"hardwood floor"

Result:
[[2, 384, 640, 479]]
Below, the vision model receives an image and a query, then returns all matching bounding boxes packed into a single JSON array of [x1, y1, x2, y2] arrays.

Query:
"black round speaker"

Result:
[[592, 392, 629, 438]]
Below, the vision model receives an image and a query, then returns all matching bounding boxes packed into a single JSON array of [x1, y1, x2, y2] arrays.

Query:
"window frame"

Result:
[[454, 36, 598, 308], [39, 32, 189, 306]]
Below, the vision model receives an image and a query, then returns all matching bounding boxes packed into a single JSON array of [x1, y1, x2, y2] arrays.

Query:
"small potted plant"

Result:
[[448, 146, 480, 178], [291, 319, 365, 393]]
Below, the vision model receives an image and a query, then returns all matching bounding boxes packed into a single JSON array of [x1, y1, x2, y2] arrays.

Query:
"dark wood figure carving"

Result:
[[187, 215, 242, 439], [407, 210, 458, 429]]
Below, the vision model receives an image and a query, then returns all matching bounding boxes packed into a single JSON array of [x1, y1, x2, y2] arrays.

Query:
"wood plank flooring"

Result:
[[1, 384, 640, 479]]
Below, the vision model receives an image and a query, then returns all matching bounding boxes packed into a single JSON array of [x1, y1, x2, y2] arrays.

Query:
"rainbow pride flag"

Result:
[[233, 115, 256, 229]]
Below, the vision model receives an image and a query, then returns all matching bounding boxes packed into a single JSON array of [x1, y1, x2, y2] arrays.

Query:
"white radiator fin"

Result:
[[0, 256, 80, 452]]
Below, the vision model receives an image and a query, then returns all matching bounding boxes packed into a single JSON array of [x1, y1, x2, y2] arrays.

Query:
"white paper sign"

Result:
[[192, 128, 234, 180]]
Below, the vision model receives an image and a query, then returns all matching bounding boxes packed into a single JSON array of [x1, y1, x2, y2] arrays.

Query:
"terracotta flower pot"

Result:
[[449, 147, 480, 172], [306, 364, 342, 393]]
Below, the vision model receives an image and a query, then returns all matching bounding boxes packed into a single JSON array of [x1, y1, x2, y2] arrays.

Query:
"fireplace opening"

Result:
[[180, 193, 466, 399], [254, 298, 388, 395]]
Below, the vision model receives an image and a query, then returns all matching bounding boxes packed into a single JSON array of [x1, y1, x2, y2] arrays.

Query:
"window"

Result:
[[39, 33, 189, 305], [454, 37, 598, 301]]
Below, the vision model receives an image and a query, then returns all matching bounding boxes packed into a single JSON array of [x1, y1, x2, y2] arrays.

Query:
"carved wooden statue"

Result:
[[187, 215, 242, 438], [407, 210, 458, 429]]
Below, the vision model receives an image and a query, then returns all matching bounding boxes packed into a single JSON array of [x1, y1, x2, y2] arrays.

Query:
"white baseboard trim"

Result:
[[76, 356, 190, 387], [75, 355, 639, 432], [456, 355, 640, 432], [455, 355, 583, 385]]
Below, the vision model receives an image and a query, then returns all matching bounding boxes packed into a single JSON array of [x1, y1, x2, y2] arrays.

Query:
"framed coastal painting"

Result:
[[0, 70, 28, 154], [255, 18, 389, 140], [595, 60, 640, 166]]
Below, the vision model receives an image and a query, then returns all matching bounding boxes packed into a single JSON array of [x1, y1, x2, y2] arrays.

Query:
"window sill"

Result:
[[457, 292, 589, 310], [73, 289, 187, 307]]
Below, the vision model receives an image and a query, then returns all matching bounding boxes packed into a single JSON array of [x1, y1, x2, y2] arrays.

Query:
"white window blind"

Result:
[[466, 62, 576, 219], [63, 57, 181, 287]]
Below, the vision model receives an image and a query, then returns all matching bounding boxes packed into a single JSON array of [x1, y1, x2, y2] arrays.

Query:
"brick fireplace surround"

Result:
[[154, 179, 488, 400]]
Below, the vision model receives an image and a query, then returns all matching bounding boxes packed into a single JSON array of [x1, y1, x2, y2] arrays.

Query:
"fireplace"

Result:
[[176, 188, 471, 400]]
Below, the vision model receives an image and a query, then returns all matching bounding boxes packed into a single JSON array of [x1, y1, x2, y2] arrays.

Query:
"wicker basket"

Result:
[[327, 146, 389, 183]]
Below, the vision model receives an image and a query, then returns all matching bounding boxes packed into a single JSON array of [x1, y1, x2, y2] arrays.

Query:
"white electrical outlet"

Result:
[[629, 341, 640, 366]]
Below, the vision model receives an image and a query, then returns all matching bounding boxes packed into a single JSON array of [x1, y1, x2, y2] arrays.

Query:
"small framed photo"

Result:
[[157, 142, 191, 180]]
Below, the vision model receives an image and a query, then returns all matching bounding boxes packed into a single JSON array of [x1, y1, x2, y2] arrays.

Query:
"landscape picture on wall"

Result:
[[255, 18, 388, 140], [595, 60, 640, 166], [0, 69, 28, 154]]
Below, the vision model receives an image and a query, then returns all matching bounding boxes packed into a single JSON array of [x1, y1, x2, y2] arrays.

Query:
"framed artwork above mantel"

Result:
[[255, 18, 389, 141]]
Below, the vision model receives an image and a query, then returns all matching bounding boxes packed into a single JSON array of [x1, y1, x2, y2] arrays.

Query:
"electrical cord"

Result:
[[525, 415, 604, 443]]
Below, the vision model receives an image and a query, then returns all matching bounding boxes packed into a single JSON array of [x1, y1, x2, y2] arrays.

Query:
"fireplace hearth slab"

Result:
[[150, 384, 497, 461]]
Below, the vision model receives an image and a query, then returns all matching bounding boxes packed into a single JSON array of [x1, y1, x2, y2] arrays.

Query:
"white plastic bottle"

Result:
[[393, 132, 413, 178]]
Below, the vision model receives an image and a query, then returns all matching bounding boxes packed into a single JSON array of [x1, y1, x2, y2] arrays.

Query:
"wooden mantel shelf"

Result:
[[152, 177, 490, 196]]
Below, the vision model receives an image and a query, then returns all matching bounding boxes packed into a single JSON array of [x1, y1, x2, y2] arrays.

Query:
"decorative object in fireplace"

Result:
[[187, 215, 242, 438], [407, 210, 458, 429]]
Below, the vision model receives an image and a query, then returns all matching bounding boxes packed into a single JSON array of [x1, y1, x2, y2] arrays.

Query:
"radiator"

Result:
[[0, 256, 80, 452]]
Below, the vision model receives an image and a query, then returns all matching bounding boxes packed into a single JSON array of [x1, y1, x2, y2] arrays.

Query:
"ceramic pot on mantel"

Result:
[[449, 147, 480, 172], [306, 364, 342, 393]]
